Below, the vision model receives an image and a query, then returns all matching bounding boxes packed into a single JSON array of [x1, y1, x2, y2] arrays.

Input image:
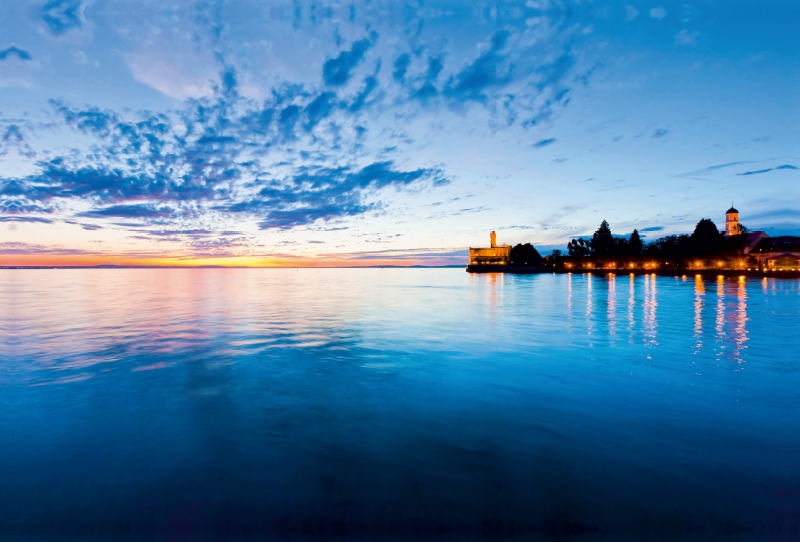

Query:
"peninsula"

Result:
[[467, 206, 800, 277]]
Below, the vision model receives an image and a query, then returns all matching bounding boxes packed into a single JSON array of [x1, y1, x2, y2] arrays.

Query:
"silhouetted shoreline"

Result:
[[468, 214, 800, 277], [0, 265, 466, 270]]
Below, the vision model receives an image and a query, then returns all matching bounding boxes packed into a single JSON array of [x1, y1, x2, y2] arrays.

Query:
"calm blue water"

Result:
[[1, 269, 797, 541]]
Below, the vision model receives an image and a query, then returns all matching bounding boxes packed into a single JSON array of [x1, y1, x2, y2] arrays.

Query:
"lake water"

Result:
[[1, 269, 797, 541]]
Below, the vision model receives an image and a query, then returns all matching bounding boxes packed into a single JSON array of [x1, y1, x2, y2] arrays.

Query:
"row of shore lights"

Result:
[[563, 260, 798, 271], [563, 260, 764, 270], [564, 262, 661, 269]]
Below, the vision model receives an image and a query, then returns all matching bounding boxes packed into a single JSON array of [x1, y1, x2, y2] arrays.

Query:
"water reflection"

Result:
[[566, 272, 574, 339], [733, 277, 749, 364], [586, 273, 594, 342], [693, 275, 705, 355], [714, 276, 727, 362], [643, 274, 658, 346], [627, 274, 635, 343], [607, 274, 617, 341]]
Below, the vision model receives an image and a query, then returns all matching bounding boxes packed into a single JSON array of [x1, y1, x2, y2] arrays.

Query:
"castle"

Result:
[[469, 231, 511, 266]]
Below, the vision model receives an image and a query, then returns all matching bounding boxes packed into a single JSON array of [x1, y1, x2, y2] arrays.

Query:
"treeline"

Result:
[[507, 217, 750, 269], [510, 243, 542, 266], [562, 219, 749, 260]]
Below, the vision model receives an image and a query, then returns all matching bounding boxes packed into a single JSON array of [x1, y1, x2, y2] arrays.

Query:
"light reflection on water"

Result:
[[0, 269, 798, 540]]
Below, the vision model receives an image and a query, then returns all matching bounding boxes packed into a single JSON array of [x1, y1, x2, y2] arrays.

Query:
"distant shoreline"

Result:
[[0, 265, 466, 270]]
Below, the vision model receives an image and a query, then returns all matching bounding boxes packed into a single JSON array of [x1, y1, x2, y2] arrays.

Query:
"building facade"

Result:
[[469, 231, 511, 266], [748, 236, 800, 268], [727, 207, 800, 268]]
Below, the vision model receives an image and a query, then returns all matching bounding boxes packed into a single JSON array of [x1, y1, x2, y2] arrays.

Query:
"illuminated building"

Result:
[[724, 207, 799, 268], [469, 231, 511, 266], [749, 237, 800, 268], [724, 206, 739, 237]]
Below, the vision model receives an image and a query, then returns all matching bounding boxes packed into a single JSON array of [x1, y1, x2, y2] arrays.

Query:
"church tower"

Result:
[[725, 206, 739, 237], [490, 231, 497, 248]]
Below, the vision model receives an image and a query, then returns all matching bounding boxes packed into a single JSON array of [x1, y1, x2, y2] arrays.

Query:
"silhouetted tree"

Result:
[[591, 220, 615, 256], [510, 243, 542, 266], [567, 238, 591, 257], [690, 218, 725, 256], [551, 249, 563, 257], [725, 224, 753, 253], [613, 237, 630, 256], [732, 223, 750, 235], [629, 229, 643, 256], [643, 234, 692, 260]]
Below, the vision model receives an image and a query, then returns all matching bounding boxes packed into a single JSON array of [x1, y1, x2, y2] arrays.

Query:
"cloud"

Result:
[[1, 124, 37, 158], [675, 29, 698, 45], [0, 242, 90, 255], [304, 91, 337, 130], [71, 49, 89, 65], [737, 165, 799, 176], [677, 161, 757, 177], [3, 165, 209, 204], [278, 105, 302, 139], [63, 220, 103, 230], [147, 229, 212, 236], [322, 37, 374, 86], [533, 138, 556, 148], [0, 216, 53, 223], [0, 47, 33, 61], [124, 53, 218, 100], [651, 129, 668, 139], [625, 6, 639, 21], [217, 161, 445, 230], [445, 30, 511, 100], [0, 12, 595, 245], [649, 7, 666, 19], [392, 53, 411, 83], [349, 76, 378, 112], [40, 0, 85, 35], [76, 204, 175, 219], [639, 226, 664, 232]]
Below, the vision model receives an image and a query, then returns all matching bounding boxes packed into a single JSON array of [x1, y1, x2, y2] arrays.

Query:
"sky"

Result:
[[0, 0, 798, 267]]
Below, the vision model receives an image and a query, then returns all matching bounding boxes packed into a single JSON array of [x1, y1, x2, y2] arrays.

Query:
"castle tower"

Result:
[[725, 206, 739, 237], [490, 231, 497, 248]]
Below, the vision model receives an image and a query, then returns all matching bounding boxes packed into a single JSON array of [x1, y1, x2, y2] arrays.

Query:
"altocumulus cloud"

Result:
[[0, 46, 33, 61], [0, 4, 596, 240], [322, 36, 375, 86], [76, 204, 176, 219], [219, 161, 446, 230]]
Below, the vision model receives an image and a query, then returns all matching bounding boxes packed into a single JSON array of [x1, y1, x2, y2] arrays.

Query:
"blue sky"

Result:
[[0, 0, 798, 265]]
